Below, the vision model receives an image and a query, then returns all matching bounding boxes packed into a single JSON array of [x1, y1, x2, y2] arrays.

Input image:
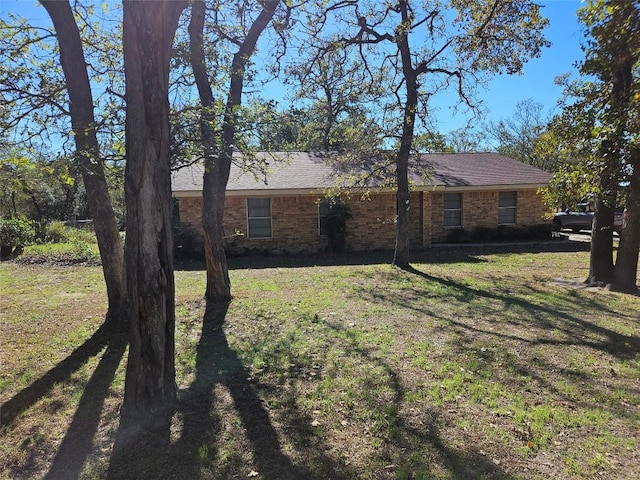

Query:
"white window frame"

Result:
[[498, 191, 517, 225], [246, 198, 272, 239], [443, 193, 463, 228]]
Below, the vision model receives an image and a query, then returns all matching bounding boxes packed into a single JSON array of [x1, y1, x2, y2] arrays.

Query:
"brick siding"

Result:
[[175, 188, 549, 253], [429, 189, 548, 242]]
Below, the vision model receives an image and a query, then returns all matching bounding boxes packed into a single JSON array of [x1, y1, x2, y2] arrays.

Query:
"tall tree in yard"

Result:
[[187, 0, 283, 303], [40, 1, 127, 325], [121, 0, 186, 426], [301, 0, 548, 268], [563, 0, 640, 290], [602, 3, 640, 293], [1, 2, 127, 325]]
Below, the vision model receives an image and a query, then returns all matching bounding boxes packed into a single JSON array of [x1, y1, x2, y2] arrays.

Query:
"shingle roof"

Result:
[[423, 152, 551, 187], [171, 151, 550, 194]]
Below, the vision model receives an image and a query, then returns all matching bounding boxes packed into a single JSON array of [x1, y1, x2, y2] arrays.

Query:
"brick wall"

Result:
[[176, 192, 403, 254], [175, 187, 549, 253], [177, 196, 202, 229], [429, 189, 548, 242], [516, 190, 549, 225], [219, 195, 328, 254]]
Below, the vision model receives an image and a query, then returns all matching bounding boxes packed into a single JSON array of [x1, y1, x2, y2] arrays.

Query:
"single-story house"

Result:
[[171, 152, 551, 254]]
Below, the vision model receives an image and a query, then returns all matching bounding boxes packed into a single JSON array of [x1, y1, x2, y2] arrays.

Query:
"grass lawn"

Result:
[[1, 245, 639, 479]]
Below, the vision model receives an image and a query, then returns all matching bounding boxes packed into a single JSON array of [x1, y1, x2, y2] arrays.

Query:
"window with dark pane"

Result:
[[247, 198, 272, 238], [498, 191, 517, 225], [443, 193, 462, 227]]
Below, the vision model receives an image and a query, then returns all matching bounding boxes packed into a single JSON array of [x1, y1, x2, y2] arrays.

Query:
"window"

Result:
[[498, 191, 517, 224], [247, 198, 272, 238], [443, 193, 462, 227]]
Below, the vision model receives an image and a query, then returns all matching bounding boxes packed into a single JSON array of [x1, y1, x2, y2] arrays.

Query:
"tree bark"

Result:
[[613, 150, 640, 293], [392, 0, 416, 270], [189, 0, 280, 303], [40, 0, 127, 327], [188, 0, 231, 304], [587, 28, 632, 286], [121, 0, 185, 428], [587, 198, 616, 285], [608, 10, 639, 293]]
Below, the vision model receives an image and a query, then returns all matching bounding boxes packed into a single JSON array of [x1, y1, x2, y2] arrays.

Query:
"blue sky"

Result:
[[257, 1, 587, 134], [2, 0, 585, 135], [456, 0, 585, 132]]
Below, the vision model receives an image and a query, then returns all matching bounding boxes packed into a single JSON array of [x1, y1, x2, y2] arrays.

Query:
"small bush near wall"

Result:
[[445, 228, 467, 243], [173, 223, 205, 261], [324, 201, 353, 253], [445, 224, 554, 244]]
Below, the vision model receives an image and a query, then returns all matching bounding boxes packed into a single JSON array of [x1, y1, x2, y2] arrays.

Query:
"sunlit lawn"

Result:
[[1, 245, 639, 479]]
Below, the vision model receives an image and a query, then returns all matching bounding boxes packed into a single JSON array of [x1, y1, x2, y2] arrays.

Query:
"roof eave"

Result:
[[430, 183, 548, 192], [172, 183, 548, 197]]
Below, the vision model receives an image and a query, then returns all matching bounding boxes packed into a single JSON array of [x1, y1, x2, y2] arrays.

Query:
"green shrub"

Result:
[[44, 221, 69, 243], [173, 223, 204, 260], [446, 224, 554, 244], [471, 226, 499, 242], [17, 240, 100, 265], [322, 199, 353, 253], [0, 217, 36, 258], [66, 225, 97, 245], [41, 221, 97, 245], [446, 228, 468, 243]]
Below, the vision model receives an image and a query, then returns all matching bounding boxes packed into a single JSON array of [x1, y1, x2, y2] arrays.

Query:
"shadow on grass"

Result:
[[108, 303, 343, 479], [369, 265, 640, 422], [322, 320, 515, 479], [404, 265, 640, 360], [1, 323, 124, 428], [0, 323, 127, 480], [44, 331, 128, 480], [175, 239, 589, 272], [175, 302, 315, 479]]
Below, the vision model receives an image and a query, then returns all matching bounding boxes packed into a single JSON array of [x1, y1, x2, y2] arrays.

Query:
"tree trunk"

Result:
[[120, 0, 185, 428], [588, 23, 632, 288], [613, 151, 640, 293], [40, 0, 127, 327], [614, 206, 640, 293], [189, 0, 279, 303], [587, 198, 616, 285], [188, 0, 231, 303], [392, 0, 416, 270], [393, 148, 411, 269]]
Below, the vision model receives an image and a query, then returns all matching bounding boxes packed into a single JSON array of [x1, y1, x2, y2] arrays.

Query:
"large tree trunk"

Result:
[[120, 0, 185, 428], [613, 151, 640, 293], [393, 147, 411, 269], [587, 198, 616, 285], [189, 0, 279, 303], [392, 0, 416, 270], [588, 22, 632, 288], [188, 0, 231, 303], [40, 0, 127, 327]]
